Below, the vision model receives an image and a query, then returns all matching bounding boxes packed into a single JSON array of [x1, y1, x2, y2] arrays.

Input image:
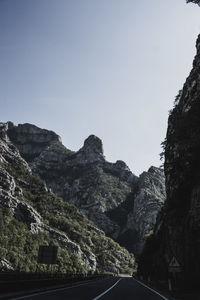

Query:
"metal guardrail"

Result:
[[0, 271, 109, 293], [0, 271, 105, 280]]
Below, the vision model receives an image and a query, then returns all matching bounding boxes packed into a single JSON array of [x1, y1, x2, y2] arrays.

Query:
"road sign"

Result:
[[37, 245, 58, 264], [168, 256, 181, 273]]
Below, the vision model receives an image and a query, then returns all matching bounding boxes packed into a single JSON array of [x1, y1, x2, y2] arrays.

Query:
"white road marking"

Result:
[[92, 278, 122, 300], [12, 278, 108, 299], [133, 278, 169, 300]]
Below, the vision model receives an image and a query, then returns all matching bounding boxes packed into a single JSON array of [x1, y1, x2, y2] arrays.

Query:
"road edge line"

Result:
[[133, 278, 169, 300], [92, 278, 122, 300]]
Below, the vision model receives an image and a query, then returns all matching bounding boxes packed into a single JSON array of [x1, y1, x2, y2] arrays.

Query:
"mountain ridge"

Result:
[[6, 122, 165, 255], [0, 121, 135, 274]]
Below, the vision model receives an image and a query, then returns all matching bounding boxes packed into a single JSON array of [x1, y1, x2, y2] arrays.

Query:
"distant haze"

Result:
[[0, 0, 200, 175]]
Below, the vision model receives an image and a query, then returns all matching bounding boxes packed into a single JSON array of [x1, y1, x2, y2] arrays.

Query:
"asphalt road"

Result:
[[12, 277, 169, 300]]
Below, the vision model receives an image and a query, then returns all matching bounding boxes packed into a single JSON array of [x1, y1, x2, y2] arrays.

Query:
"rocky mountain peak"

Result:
[[115, 160, 130, 171], [7, 122, 62, 162], [75, 135, 105, 164], [0, 122, 9, 141], [0, 124, 136, 275], [3, 121, 165, 256], [148, 166, 161, 173], [7, 122, 61, 143], [81, 135, 104, 155], [147, 166, 164, 177]]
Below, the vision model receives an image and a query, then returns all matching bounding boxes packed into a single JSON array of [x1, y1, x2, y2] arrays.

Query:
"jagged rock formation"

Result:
[[7, 122, 62, 162], [120, 167, 165, 255], [138, 34, 200, 289], [6, 122, 165, 255], [0, 122, 135, 274]]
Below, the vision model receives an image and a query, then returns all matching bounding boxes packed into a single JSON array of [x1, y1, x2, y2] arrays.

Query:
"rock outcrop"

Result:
[[0, 259, 14, 271], [138, 34, 200, 289], [121, 166, 165, 255], [7, 122, 62, 162], [6, 122, 165, 255]]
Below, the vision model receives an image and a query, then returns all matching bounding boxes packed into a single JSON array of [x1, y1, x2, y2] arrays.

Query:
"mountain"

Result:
[[120, 166, 165, 255], [6, 122, 165, 255], [0, 122, 135, 274], [138, 34, 200, 289]]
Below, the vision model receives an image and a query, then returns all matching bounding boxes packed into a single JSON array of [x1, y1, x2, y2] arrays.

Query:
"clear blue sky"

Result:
[[0, 0, 200, 175]]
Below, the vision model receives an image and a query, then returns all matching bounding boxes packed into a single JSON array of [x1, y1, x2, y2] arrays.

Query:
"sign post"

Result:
[[168, 256, 181, 273], [37, 245, 58, 268], [168, 256, 182, 292]]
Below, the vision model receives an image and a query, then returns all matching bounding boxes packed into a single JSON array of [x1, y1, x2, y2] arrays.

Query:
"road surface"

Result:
[[12, 277, 169, 300]]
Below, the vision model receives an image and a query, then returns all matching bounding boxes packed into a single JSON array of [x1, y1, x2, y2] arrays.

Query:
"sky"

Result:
[[0, 0, 200, 175]]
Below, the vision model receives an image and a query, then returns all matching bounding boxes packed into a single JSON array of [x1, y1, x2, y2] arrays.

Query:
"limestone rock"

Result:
[[0, 259, 14, 271], [0, 122, 31, 172], [80, 134, 104, 156], [7, 122, 62, 162], [5, 122, 165, 255], [0, 124, 136, 274], [138, 34, 200, 289], [123, 166, 165, 255]]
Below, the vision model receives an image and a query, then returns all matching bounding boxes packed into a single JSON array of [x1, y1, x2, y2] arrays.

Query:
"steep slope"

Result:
[[0, 122, 135, 274], [7, 122, 165, 255], [138, 34, 200, 289], [119, 166, 165, 255]]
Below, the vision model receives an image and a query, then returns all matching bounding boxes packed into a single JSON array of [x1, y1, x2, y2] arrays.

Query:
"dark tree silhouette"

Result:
[[186, 0, 200, 4]]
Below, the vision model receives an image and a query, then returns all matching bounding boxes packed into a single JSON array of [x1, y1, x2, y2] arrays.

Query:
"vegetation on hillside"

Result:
[[0, 158, 135, 275]]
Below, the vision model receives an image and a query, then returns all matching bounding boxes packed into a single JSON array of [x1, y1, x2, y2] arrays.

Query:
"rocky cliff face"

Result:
[[6, 122, 165, 255], [7, 122, 62, 163], [121, 166, 165, 255], [0, 122, 135, 274], [138, 35, 200, 289]]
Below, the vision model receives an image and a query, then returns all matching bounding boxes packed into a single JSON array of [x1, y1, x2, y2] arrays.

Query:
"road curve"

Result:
[[12, 277, 169, 300]]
